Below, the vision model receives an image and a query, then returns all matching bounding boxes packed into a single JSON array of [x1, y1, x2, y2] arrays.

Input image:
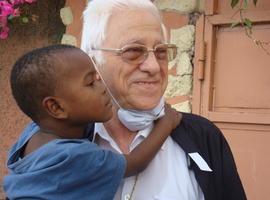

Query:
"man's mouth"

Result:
[[135, 78, 160, 84], [133, 80, 161, 90], [137, 81, 157, 85]]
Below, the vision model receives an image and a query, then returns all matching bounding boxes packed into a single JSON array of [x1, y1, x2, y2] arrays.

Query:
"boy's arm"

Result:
[[124, 104, 182, 177]]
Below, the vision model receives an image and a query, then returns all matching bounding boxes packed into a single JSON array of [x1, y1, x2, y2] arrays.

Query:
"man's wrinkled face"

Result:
[[98, 9, 168, 110]]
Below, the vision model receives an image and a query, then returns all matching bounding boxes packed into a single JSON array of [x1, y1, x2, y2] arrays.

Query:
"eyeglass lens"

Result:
[[121, 44, 177, 64]]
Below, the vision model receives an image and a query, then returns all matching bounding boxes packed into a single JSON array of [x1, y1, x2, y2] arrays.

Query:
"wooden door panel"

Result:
[[205, 0, 270, 15], [220, 126, 270, 200], [207, 23, 270, 125], [193, 1, 270, 199], [214, 24, 270, 111], [216, 0, 270, 14], [201, 11, 270, 125]]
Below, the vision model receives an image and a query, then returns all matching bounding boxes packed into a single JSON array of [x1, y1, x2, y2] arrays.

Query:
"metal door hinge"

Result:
[[198, 42, 206, 81]]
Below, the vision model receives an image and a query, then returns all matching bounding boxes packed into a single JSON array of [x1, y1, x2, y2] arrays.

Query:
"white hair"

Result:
[[81, 0, 167, 65]]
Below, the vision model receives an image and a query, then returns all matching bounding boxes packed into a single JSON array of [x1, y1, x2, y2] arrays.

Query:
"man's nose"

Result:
[[139, 52, 160, 75]]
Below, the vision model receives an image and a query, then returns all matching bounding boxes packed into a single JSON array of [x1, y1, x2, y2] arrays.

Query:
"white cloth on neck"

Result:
[[117, 98, 165, 132]]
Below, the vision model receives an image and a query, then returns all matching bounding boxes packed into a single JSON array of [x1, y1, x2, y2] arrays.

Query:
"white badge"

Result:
[[188, 152, 213, 172]]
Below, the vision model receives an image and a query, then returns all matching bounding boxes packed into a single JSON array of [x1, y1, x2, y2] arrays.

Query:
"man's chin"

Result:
[[129, 97, 163, 111]]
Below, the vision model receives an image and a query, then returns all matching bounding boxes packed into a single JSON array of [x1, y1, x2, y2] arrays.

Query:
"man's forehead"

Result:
[[105, 10, 164, 46], [108, 9, 161, 28]]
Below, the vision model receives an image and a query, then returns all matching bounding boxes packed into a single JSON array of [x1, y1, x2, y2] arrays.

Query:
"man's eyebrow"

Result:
[[120, 38, 164, 47]]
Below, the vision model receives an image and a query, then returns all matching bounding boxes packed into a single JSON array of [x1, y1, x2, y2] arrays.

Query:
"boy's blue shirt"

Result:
[[3, 122, 126, 200]]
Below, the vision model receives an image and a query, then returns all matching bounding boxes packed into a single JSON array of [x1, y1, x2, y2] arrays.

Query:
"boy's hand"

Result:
[[124, 104, 181, 177], [156, 103, 182, 131]]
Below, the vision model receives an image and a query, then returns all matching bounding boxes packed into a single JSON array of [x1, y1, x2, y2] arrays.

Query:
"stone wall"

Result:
[[154, 0, 204, 112], [60, 0, 86, 47]]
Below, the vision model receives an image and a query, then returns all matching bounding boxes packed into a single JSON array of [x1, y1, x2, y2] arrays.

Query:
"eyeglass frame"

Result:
[[91, 43, 178, 65]]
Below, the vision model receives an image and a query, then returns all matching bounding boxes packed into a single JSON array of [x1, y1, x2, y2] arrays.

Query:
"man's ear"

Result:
[[42, 96, 68, 119]]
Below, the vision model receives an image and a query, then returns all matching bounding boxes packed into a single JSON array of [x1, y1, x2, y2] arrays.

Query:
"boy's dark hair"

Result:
[[10, 44, 78, 122]]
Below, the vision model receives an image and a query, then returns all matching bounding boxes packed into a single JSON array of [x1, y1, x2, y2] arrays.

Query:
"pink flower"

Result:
[[12, 8, 20, 16], [0, 26, 9, 39], [0, 15, 7, 27], [0, 1, 14, 17], [9, 0, 36, 6], [9, 0, 24, 6], [24, 0, 37, 4], [0, 0, 37, 39]]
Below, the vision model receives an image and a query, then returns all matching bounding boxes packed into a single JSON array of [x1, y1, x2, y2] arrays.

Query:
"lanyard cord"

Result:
[[88, 55, 122, 109], [129, 174, 139, 200]]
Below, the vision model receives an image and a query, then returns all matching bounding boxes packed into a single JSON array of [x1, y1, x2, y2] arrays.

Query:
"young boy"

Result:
[[3, 45, 181, 200]]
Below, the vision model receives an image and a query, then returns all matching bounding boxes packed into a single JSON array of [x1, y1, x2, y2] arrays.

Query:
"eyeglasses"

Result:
[[92, 43, 177, 65]]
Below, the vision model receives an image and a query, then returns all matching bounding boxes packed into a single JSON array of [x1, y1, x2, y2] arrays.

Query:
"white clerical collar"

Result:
[[93, 123, 121, 153], [93, 122, 166, 152], [93, 123, 212, 172]]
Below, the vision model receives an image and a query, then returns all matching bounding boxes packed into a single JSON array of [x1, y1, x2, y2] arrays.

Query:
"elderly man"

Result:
[[81, 0, 246, 200]]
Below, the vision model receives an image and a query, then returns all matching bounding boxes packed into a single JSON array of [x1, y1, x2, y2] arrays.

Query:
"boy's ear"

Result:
[[42, 97, 68, 119]]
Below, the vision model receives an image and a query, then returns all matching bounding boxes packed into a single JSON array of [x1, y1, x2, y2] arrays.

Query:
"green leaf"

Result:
[[243, 0, 248, 9], [230, 22, 240, 28], [244, 18, 252, 29], [21, 17, 29, 24], [231, 0, 239, 8], [253, 0, 258, 6], [8, 15, 14, 20]]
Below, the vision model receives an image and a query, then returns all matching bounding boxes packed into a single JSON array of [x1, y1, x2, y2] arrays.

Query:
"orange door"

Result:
[[193, 0, 270, 199]]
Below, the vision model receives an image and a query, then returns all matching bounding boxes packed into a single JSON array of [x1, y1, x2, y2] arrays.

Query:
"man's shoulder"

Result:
[[177, 112, 222, 137], [172, 113, 247, 200], [171, 112, 225, 152]]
